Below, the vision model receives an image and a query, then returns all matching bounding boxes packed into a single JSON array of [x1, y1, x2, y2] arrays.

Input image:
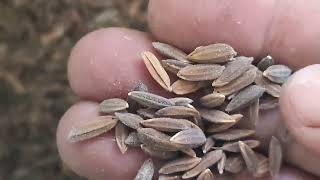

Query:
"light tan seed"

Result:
[[142, 51, 172, 91], [202, 138, 215, 153], [182, 150, 223, 179], [220, 140, 260, 152], [99, 98, 128, 113], [225, 155, 245, 174], [159, 156, 202, 174], [152, 42, 189, 62], [137, 108, 156, 119], [156, 106, 200, 119], [197, 169, 214, 180], [137, 128, 180, 151], [225, 85, 265, 112], [259, 96, 279, 110], [199, 92, 225, 108], [263, 65, 292, 84], [205, 114, 242, 133], [215, 66, 257, 96], [115, 122, 129, 154], [128, 91, 174, 109], [162, 59, 191, 74], [134, 158, 154, 180], [140, 144, 178, 160], [172, 80, 207, 95], [211, 129, 255, 141], [177, 64, 225, 81], [199, 109, 236, 123], [170, 97, 194, 106], [115, 112, 143, 129], [213, 56, 253, 87], [68, 116, 118, 143], [257, 55, 274, 71], [254, 153, 270, 178], [247, 98, 259, 127], [269, 136, 283, 178], [125, 132, 141, 147], [140, 118, 197, 132], [159, 175, 182, 180], [170, 128, 206, 148], [239, 141, 259, 175], [187, 43, 237, 63], [255, 70, 281, 98], [218, 152, 227, 174]]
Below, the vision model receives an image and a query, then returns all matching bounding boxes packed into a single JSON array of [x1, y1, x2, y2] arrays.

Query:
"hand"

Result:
[[56, 0, 320, 179]]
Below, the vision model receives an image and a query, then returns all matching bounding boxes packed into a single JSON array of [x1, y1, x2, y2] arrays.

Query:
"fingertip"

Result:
[[57, 101, 147, 179], [280, 64, 320, 155], [68, 27, 161, 101]]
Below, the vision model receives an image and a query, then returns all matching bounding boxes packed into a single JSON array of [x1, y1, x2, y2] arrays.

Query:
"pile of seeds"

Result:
[[68, 42, 292, 180]]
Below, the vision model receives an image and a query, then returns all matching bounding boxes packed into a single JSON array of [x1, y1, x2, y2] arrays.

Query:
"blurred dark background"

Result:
[[0, 0, 148, 179]]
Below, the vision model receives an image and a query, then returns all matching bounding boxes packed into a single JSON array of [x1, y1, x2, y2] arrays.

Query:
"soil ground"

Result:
[[0, 0, 148, 179]]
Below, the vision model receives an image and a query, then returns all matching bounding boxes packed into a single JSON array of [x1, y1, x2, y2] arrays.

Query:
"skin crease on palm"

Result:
[[56, 0, 320, 179]]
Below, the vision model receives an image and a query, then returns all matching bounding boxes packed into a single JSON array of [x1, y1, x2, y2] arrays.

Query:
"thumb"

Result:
[[280, 64, 320, 155]]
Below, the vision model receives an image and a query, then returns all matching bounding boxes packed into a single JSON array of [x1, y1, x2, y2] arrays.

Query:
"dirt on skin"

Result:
[[0, 0, 148, 179]]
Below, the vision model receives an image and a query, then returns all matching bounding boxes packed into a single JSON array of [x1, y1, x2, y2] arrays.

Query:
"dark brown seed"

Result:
[[140, 118, 197, 132], [68, 116, 118, 143], [225, 155, 245, 174], [200, 109, 236, 123], [177, 64, 225, 81], [172, 80, 207, 95], [137, 108, 156, 119], [128, 91, 174, 109], [269, 136, 283, 178], [213, 56, 253, 87], [115, 112, 144, 129], [199, 92, 226, 108], [225, 85, 265, 112], [170, 97, 194, 106], [218, 152, 227, 174], [220, 140, 260, 152], [182, 150, 223, 179], [211, 129, 255, 141], [170, 128, 206, 148], [99, 98, 129, 113], [162, 59, 191, 74], [181, 148, 197, 157], [134, 158, 154, 180], [159, 175, 182, 180], [125, 132, 141, 147], [257, 55, 274, 71], [137, 128, 180, 151], [197, 169, 214, 180], [263, 65, 292, 84], [142, 51, 172, 91], [140, 144, 178, 160], [152, 42, 189, 62], [239, 141, 259, 175], [215, 66, 257, 96], [259, 95, 279, 110], [156, 106, 200, 119], [205, 114, 242, 133], [115, 122, 129, 154], [255, 70, 281, 98], [187, 43, 237, 63], [202, 138, 215, 153], [159, 156, 202, 174]]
